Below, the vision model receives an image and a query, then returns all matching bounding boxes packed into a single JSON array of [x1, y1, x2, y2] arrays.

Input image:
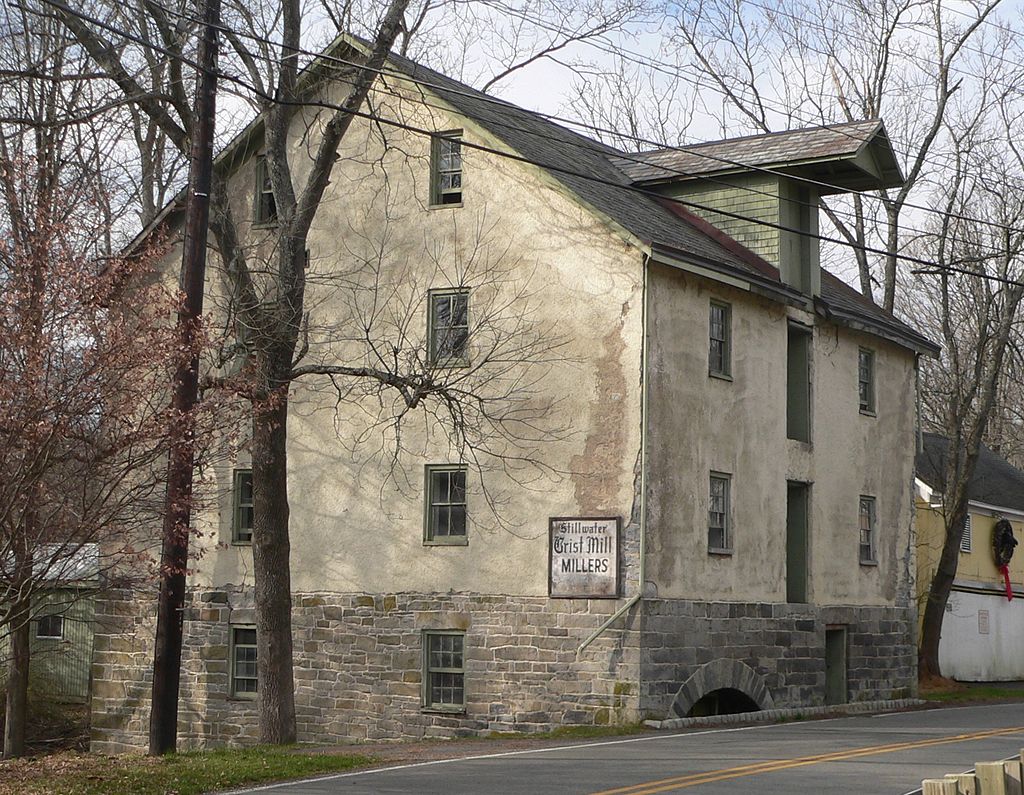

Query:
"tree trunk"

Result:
[[918, 503, 966, 678], [252, 394, 296, 744], [883, 206, 900, 313], [2, 594, 30, 759]]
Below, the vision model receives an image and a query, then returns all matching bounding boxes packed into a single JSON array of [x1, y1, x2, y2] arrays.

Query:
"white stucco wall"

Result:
[[644, 261, 918, 606], [940, 589, 1024, 681], [173, 73, 646, 597]]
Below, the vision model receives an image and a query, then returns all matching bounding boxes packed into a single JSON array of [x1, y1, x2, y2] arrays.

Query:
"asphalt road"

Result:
[[227, 702, 1024, 795]]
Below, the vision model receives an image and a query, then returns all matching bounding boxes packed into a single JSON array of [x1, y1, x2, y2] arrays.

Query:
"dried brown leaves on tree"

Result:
[[50, 0, 615, 744]]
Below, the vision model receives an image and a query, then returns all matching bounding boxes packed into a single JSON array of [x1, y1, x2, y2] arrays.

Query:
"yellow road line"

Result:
[[589, 726, 1024, 795]]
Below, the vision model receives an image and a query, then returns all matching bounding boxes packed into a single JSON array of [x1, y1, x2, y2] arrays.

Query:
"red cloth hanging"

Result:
[[999, 564, 1013, 602]]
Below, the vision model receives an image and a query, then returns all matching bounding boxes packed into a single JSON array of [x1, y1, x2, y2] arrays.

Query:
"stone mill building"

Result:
[[90, 37, 938, 751]]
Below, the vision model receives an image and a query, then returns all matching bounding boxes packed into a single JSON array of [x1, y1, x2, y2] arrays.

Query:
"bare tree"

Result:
[[50, 0, 595, 744], [606, 0, 1008, 310], [903, 115, 1024, 678]]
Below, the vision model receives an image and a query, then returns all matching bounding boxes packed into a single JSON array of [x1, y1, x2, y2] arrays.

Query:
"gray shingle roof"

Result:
[[382, 49, 764, 273], [917, 433, 1024, 514], [137, 36, 935, 357], [609, 120, 886, 183], [381, 50, 933, 354]]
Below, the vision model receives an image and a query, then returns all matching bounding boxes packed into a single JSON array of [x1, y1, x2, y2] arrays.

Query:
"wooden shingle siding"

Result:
[[665, 175, 781, 266]]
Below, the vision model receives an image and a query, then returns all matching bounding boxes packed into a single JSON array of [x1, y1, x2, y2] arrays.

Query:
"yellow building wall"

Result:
[[916, 499, 1024, 605]]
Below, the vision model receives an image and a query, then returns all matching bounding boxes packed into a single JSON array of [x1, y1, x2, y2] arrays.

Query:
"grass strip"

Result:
[[921, 684, 1024, 703], [0, 746, 376, 795]]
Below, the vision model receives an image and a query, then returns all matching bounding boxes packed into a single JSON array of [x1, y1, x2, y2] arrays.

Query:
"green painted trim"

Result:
[[230, 625, 258, 699], [423, 464, 469, 544], [426, 288, 470, 367], [232, 469, 253, 544], [421, 629, 467, 711]]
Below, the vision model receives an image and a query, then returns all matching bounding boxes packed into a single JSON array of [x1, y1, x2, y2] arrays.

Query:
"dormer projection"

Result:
[[612, 120, 904, 298]]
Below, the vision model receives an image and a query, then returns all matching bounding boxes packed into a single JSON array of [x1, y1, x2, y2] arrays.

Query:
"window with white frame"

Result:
[[431, 132, 462, 205], [428, 290, 469, 364], [423, 630, 465, 710], [858, 348, 875, 414], [425, 465, 467, 544], [231, 626, 258, 697], [859, 496, 877, 563], [36, 614, 63, 639], [708, 473, 731, 553], [960, 512, 973, 553], [709, 301, 731, 377]]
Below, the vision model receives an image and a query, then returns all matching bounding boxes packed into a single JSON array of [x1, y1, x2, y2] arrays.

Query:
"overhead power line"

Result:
[[139, 0, 1024, 248], [479, 0, 1024, 193], [33, 0, 1024, 289]]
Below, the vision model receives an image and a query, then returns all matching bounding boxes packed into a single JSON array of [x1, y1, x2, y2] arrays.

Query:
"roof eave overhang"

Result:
[[125, 35, 365, 253], [815, 298, 940, 357], [647, 242, 807, 308], [630, 121, 906, 196]]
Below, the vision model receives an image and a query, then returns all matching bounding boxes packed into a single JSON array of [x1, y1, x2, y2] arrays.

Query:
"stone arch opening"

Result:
[[668, 658, 774, 719], [687, 687, 761, 717]]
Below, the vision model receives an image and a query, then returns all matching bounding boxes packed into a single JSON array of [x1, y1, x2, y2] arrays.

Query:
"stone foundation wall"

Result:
[[91, 592, 917, 753], [90, 588, 642, 753], [639, 600, 918, 718]]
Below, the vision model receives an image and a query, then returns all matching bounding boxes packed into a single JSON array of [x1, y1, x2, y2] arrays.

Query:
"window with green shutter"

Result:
[[859, 496, 877, 564], [858, 348, 876, 414], [253, 156, 277, 224], [430, 132, 463, 205], [709, 301, 731, 378], [708, 473, 732, 553]]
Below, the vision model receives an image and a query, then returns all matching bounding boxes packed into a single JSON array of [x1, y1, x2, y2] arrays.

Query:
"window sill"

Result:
[[859, 408, 877, 417], [231, 540, 253, 547], [708, 547, 734, 557], [252, 220, 278, 230], [424, 538, 469, 547], [428, 201, 464, 210], [228, 694, 258, 702], [709, 371, 733, 382], [859, 558, 878, 567], [422, 705, 466, 715]]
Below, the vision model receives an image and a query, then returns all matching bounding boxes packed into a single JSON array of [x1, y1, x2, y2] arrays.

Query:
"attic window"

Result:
[[858, 348, 875, 414], [431, 132, 462, 206]]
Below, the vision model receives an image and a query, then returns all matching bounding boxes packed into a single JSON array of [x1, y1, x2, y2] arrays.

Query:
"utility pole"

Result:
[[149, 0, 220, 756]]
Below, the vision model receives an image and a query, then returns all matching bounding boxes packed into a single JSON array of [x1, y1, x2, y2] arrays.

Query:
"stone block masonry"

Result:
[[90, 588, 643, 752], [639, 600, 918, 719], [91, 591, 916, 752]]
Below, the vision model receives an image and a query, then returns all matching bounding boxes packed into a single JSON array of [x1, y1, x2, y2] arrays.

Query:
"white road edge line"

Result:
[[220, 701, 1022, 794], [218, 720, 828, 794]]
